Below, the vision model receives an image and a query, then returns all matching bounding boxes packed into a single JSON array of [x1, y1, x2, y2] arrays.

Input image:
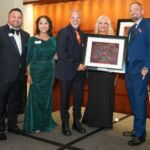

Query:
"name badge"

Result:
[[35, 40, 42, 44], [8, 33, 13, 37]]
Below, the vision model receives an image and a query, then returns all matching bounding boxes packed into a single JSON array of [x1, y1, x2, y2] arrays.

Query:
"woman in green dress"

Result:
[[23, 16, 57, 133]]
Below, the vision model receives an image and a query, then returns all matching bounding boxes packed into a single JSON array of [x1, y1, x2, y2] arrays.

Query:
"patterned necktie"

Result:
[[10, 28, 20, 35], [75, 30, 81, 44], [130, 24, 137, 40]]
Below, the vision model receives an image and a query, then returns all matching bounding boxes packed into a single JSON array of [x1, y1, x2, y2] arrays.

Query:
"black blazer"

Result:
[[55, 24, 85, 81], [0, 24, 30, 83]]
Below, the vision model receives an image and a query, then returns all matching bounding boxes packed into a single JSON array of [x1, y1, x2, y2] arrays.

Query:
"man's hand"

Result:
[[77, 64, 86, 71], [141, 67, 149, 80]]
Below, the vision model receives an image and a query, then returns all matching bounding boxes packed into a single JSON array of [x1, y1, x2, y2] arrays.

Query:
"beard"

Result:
[[131, 13, 143, 22], [132, 16, 138, 22], [71, 24, 79, 29]]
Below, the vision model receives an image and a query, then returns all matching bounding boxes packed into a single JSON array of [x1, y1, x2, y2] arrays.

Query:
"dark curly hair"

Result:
[[35, 16, 53, 36]]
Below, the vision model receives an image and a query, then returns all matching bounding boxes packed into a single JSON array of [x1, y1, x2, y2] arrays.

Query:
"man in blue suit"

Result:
[[123, 1, 150, 146], [56, 10, 86, 136]]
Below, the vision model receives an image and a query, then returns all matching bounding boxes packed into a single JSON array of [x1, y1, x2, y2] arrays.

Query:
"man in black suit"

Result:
[[56, 10, 86, 136], [0, 8, 29, 140]]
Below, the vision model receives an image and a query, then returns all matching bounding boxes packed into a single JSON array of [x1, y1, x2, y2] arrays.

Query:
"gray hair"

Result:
[[70, 9, 81, 18]]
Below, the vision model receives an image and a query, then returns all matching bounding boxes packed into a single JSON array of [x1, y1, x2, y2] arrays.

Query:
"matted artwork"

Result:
[[116, 19, 134, 36], [84, 34, 127, 73]]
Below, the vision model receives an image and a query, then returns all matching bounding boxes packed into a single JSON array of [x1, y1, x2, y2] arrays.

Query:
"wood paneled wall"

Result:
[[32, 0, 150, 117], [33, 0, 150, 34]]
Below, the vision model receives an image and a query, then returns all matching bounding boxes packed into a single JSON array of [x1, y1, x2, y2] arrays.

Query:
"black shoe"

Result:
[[8, 126, 23, 134], [0, 131, 7, 140], [123, 130, 135, 137], [62, 123, 72, 136], [128, 137, 145, 146], [72, 120, 86, 134]]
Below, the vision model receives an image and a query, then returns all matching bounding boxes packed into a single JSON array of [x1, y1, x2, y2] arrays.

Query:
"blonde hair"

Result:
[[95, 15, 114, 35]]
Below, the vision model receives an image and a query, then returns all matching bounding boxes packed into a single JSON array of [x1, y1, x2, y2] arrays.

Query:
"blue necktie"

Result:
[[130, 24, 137, 40]]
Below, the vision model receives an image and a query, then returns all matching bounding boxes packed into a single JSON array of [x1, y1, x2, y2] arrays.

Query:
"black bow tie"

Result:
[[10, 28, 20, 35]]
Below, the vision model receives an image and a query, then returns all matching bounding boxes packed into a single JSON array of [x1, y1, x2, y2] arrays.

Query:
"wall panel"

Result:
[[32, 0, 150, 116], [33, 0, 150, 34]]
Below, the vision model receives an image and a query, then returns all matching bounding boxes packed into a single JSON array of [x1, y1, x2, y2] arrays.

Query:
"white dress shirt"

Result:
[[8, 24, 22, 55]]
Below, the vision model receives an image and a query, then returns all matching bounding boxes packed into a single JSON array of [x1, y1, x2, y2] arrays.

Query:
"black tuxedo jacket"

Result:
[[0, 24, 30, 83], [55, 24, 85, 81]]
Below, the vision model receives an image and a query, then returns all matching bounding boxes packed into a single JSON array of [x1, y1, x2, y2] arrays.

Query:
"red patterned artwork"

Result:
[[123, 26, 130, 36], [90, 42, 119, 65]]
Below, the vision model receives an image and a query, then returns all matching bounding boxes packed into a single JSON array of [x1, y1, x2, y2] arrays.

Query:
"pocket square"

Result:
[[8, 33, 13, 37]]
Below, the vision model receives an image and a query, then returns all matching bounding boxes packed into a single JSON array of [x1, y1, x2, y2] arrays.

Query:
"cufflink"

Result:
[[143, 67, 149, 70]]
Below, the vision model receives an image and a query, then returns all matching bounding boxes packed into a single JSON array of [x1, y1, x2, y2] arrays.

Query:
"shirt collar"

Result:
[[135, 17, 143, 28]]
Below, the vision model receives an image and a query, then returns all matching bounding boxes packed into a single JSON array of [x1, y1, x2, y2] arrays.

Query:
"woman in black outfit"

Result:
[[82, 16, 116, 128]]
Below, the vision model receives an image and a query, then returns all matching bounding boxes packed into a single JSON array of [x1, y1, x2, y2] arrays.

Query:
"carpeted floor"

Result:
[[0, 108, 150, 150]]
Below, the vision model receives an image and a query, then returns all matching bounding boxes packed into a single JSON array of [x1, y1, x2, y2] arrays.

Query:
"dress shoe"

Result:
[[122, 130, 135, 137], [128, 136, 145, 146], [62, 123, 72, 136], [8, 126, 23, 134], [72, 120, 86, 134], [0, 131, 7, 140]]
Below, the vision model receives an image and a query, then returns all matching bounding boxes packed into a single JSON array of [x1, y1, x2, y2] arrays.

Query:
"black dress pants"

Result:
[[59, 73, 85, 122], [0, 81, 21, 131]]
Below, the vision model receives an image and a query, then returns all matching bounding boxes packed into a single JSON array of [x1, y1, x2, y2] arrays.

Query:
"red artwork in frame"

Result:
[[90, 42, 119, 65], [84, 34, 127, 73]]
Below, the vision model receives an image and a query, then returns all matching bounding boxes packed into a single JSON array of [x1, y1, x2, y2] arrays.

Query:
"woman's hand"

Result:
[[27, 73, 32, 84], [54, 53, 58, 60]]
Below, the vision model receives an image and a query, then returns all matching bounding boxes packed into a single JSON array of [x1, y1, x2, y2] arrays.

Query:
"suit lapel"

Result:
[[20, 30, 25, 56], [129, 19, 144, 42], [69, 24, 81, 46], [10, 37, 20, 56], [129, 30, 135, 42], [5, 25, 20, 56]]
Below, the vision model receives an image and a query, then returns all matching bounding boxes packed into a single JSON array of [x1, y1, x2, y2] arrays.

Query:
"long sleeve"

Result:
[[144, 21, 150, 68], [26, 38, 34, 65], [56, 29, 79, 67]]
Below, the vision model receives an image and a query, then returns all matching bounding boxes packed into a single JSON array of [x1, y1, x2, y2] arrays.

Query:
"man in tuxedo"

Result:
[[123, 2, 150, 146], [56, 10, 86, 136], [0, 8, 29, 140]]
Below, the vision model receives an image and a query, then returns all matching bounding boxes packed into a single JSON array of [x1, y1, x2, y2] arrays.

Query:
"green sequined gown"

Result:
[[23, 36, 57, 133]]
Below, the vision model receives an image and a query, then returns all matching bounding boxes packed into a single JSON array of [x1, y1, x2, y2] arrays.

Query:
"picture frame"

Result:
[[116, 18, 150, 36], [116, 19, 134, 36], [84, 34, 127, 73]]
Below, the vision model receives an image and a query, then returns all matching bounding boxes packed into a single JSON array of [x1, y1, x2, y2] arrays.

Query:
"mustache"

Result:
[[132, 17, 138, 21]]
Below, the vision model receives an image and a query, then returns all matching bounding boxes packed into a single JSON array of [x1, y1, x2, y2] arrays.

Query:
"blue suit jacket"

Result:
[[55, 24, 85, 81], [127, 18, 150, 75]]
